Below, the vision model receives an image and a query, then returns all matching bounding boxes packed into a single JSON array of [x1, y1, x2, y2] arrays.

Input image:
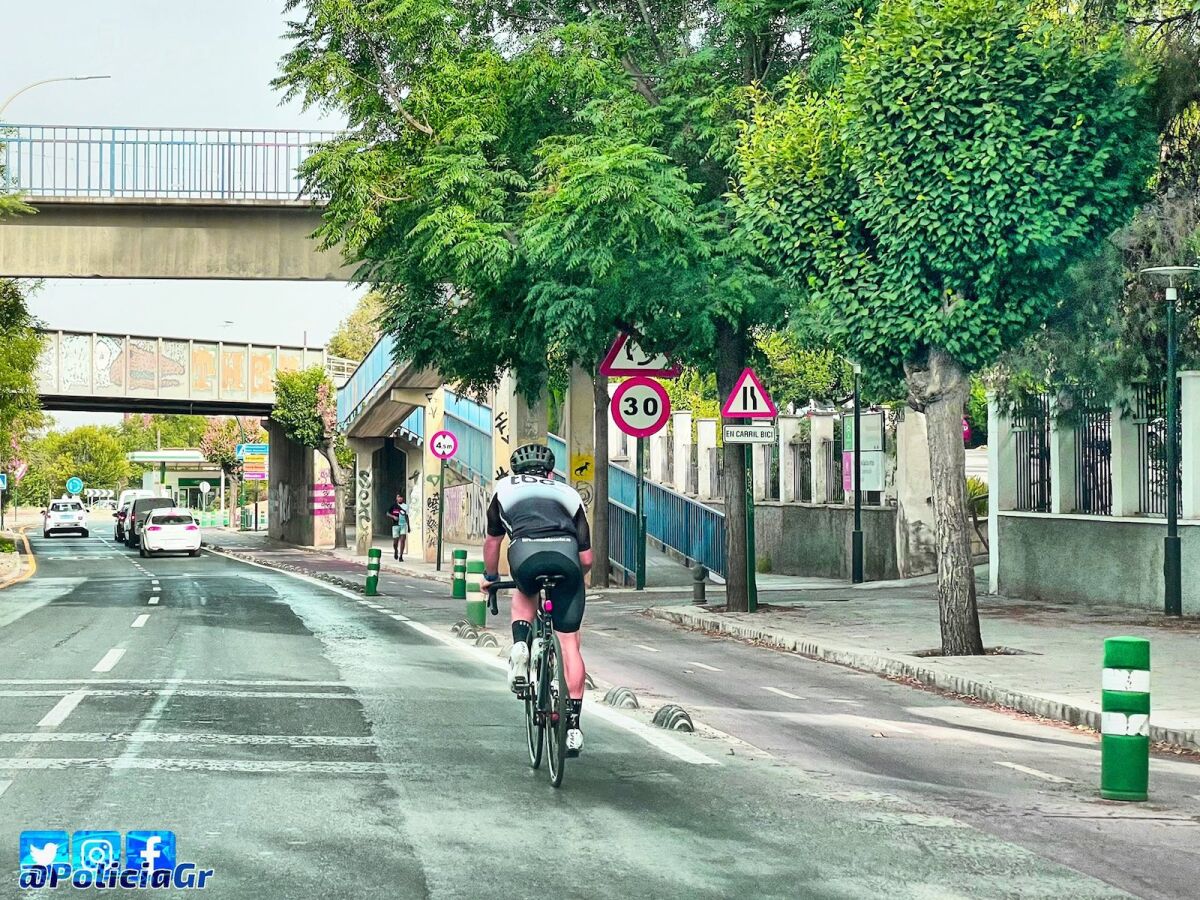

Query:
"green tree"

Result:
[[327, 292, 385, 361], [199, 417, 264, 515], [0, 282, 44, 477], [272, 367, 347, 548], [737, 0, 1156, 652], [275, 0, 860, 605], [30, 426, 132, 497]]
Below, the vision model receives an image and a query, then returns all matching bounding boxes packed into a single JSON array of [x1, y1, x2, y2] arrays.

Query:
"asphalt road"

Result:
[[0, 521, 1184, 898]]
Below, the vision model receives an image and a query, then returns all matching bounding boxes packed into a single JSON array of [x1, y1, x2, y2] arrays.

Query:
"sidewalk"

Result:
[[649, 582, 1200, 750]]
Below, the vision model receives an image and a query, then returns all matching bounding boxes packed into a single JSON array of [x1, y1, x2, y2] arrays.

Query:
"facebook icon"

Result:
[[125, 831, 176, 872]]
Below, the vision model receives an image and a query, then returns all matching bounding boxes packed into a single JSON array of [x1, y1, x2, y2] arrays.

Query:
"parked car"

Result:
[[114, 489, 154, 542], [126, 497, 175, 548], [43, 499, 89, 538], [140, 508, 202, 558]]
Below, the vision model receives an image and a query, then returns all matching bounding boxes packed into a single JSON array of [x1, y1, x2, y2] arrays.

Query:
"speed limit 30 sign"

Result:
[[610, 376, 671, 438]]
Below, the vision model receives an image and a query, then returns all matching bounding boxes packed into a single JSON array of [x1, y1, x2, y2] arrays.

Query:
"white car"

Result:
[[139, 508, 202, 558], [43, 499, 89, 538]]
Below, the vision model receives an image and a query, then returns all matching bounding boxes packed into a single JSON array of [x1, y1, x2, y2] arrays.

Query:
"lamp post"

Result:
[[851, 362, 864, 584], [0, 75, 111, 119], [1138, 266, 1199, 617]]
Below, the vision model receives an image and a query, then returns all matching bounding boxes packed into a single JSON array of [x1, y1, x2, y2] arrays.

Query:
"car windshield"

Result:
[[49, 502, 82, 512], [152, 515, 194, 525]]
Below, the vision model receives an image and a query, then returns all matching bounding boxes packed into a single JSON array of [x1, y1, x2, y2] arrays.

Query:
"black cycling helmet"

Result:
[[510, 442, 555, 476]]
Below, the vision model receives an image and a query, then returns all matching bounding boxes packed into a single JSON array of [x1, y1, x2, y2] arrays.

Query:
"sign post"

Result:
[[609, 376, 672, 590], [721, 368, 779, 613], [430, 430, 459, 572], [0, 472, 7, 531]]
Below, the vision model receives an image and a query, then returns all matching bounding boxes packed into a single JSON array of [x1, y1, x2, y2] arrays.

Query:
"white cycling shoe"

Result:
[[566, 727, 584, 757], [507, 642, 530, 693]]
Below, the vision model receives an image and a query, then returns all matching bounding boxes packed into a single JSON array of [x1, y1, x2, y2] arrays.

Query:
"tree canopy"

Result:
[[327, 292, 386, 361]]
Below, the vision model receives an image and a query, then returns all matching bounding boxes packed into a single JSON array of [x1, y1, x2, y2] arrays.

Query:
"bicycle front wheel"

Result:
[[526, 641, 546, 769], [546, 633, 569, 788]]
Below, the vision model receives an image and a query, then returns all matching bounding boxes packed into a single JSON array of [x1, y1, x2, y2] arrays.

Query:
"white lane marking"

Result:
[[390, 613, 411, 622], [131, 615, 150, 628], [636, 644, 660, 653], [36, 690, 88, 728], [92, 649, 126, 673], [0, 732, 377, 747], [763, 686, 803, 700], [0, 757, 413, 775], [115, 671, 180, 769], [825, 699, 862, 706], [0, 678, 349, 687], [151, 580, 159, 585], [148, 597, 160, 605], [151, 587, 161, 592], [0, 779, 10, 800], [207, 546, 720, 767], [687, 661, 722, 672], [0, 690, 360, 700], [995, 761, 1073, 784], [591, 599, 614, 604]]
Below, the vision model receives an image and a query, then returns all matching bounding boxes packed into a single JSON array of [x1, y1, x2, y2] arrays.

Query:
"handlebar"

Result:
[[483, 579, 516, 615]]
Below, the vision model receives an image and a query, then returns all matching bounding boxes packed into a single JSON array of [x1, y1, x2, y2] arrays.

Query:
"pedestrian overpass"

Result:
[[36, 328, 350, 416], [0, 125, 351, 280]]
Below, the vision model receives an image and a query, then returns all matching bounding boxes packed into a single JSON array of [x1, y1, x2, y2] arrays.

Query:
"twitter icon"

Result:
[[19, 831, 70, 868]]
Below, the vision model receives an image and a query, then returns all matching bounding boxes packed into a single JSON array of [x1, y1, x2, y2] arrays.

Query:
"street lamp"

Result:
[[851, 361, 864, 584], [1138, 265, 1198, 617], [0, 75, 112, 119]]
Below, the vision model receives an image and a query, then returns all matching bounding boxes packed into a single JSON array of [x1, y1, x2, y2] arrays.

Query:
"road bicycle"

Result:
[[485, 576, 570, 788]]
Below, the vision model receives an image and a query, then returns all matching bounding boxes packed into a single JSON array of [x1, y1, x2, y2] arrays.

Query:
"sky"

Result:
[[3, 1, 363, 427]]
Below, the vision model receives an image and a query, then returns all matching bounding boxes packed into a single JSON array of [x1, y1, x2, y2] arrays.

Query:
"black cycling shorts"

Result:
[[507, 536, 586, 633]]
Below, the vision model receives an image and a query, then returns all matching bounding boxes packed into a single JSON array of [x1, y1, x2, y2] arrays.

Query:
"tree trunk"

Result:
[[229, 470, 241, 526], [591, 368, 610, 588], [321, 443, 348, 550], [716, 321, 749, 611], [904, 349, 983, 655]]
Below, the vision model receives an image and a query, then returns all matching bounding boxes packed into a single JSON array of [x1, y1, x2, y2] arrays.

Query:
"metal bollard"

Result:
[[365, 548, 382, 597], [452, 548, 467, 599], [1101, 636, 1150, 802], [692, 564, 708, 605], [466, 559, 486, 627]]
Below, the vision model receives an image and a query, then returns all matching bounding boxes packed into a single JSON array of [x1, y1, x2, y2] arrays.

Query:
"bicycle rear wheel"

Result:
[[526, 638, 546, 769], [546, 633, 569, 788]]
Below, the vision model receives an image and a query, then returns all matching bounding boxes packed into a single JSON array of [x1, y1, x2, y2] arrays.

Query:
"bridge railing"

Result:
[[0, 125, 337, 200], [337, 332, 396, 427]]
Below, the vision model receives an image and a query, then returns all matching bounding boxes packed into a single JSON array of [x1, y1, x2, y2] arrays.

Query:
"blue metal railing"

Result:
[[445, 391, 493, 480], [607, 500, 639, 586], [0, 125, 336, 200], [549, 434, 567, 479], [337, 332, 396, 428], [609, 463, 726, 577]]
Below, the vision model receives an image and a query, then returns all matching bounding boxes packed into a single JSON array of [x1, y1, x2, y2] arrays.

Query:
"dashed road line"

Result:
[[994, 761, 1073, 784], [131, 614, 150, 628], [389, 613, 411, 622], [687, 661, 722, 672], [37, 690, 88, 728], [148, 597, 160, 605], [92, 649, 126, 673], [636, 644, 660, 653], [763, 686, 804, 700], [0, 732, 377, 747]]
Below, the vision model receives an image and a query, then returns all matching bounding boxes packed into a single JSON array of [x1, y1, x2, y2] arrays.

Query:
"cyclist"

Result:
[[483, 443, 593, 756]]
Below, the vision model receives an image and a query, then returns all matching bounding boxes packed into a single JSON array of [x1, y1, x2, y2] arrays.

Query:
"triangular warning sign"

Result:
[[721, 368, 778, 418], [599, 333, 682, 378]]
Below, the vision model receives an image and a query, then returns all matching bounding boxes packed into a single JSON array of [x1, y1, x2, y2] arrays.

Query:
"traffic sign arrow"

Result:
[[599, 333, 682, 378], [721, 368, 778, 418]]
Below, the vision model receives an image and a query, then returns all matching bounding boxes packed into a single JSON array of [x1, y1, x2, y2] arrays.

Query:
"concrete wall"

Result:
[[0, 200, 351, 280], [997, 513, 1200, 609], [754, 502, 899, 581], [266, 419, 334, 549]]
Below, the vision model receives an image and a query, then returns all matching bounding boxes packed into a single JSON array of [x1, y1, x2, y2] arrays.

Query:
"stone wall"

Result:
[[754, 502, 900, 581]]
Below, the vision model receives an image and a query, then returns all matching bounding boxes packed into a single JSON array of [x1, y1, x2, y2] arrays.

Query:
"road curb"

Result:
[[647, 605, 1200, 752], [0, 529, 35, 590]]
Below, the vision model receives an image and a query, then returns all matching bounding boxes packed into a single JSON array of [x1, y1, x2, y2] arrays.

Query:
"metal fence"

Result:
[[607, 499, 639, 586], [0, 125, 336, 200], [1073, 394, 1112, 515], [1135, 381, 1181, 517], [706, 447, 723, 499], [609, 463, 726, 577], [790, 443, 812, 502], [1013, 394, 1052, 512]]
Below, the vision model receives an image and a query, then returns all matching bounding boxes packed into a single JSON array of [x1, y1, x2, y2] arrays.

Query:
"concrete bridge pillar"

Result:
[[672, 411, 692, 494], [490, 372, 548, 486], [421, 388, 448, 564], [349, 438, 384, 557], [696, 418, 718, 500], [563, 365, 596, 515], [266, 419, 333, 549]]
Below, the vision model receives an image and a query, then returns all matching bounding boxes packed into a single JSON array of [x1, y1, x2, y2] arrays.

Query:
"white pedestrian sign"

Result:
[[199, 481, 211, 495], [721, 368, 778, 419]]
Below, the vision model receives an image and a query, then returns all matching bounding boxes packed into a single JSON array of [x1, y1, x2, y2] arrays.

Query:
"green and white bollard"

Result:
[[1101, 636, 1150, 802], [452, 549, 468, 599], [466, 559, 486, 627], [365, 548, 382, 598]]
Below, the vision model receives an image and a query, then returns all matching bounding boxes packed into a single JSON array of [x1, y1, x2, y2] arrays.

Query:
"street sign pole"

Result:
[[744, 443, 758, 612], [436, 457, 446, 572], [852, 364, 864, 584], [1166, 291, 1181, 616], [636, 437, 646, 591]]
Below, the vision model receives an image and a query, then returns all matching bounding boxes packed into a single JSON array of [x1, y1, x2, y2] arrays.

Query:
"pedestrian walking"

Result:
[[388, 493, 410, 561]]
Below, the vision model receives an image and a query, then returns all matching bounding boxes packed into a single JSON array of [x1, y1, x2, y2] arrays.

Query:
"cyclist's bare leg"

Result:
[[557, 630, 585, 700], [510, 587, 537, 637]]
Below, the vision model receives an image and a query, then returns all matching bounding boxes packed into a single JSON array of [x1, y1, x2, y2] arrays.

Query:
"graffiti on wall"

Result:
[[272, 481, 293, 527], [221, 348, 248, 394], [160, 341, 188, 391], [357, 468, 372, 535], [424, 492, 440, 548], [250, 350, 275, 398], [192, 345, 218, 394], [95, 336, 124, 390], [443, 479, 490, 542], [129, 339, 157, 392], [61, 334, 91, 390]]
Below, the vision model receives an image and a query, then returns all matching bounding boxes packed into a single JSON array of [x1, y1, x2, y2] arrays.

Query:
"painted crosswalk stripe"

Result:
[[994, 761, 1073, 784], [92, 649, 126, 673], [131, 615, 150, 628], [37, 690, 88, 728], [0, 778, 11, 800], [687, 661, 722, 672], [763, 686, 803, 700]]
